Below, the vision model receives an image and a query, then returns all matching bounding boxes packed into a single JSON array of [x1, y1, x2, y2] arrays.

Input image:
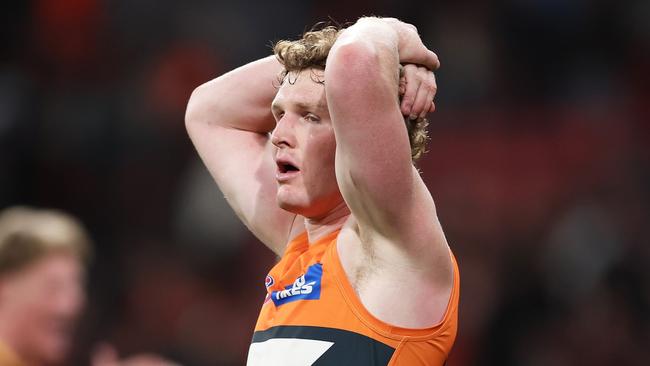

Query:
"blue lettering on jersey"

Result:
[[271, 263, 323, 307]]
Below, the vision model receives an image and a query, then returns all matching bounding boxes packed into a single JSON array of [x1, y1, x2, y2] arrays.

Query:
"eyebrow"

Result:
[[271, 100, 326, 114]]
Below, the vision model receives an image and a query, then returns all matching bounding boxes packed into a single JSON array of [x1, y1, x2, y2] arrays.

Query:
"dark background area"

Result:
[[1, 0, 648, 365]]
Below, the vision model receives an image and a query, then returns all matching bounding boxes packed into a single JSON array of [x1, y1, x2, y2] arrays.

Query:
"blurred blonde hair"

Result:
[[273, 25, 429, 161], [0, 206, 92, 275]]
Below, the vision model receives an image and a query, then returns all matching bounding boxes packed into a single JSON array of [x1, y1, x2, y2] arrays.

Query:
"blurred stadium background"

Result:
[[1, 0, 648, 365]]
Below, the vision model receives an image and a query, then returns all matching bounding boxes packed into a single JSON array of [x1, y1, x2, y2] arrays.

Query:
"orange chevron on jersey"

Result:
[[247, 229, 460, 366]]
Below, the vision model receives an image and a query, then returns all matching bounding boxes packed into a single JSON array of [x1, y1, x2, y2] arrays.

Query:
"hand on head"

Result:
[[357, 17, 440, 70], [354, 17, 439, 120], [399, 64, 437, 120]]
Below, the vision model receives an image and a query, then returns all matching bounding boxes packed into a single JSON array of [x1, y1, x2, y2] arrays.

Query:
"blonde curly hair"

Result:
[[273, 25, 429, 162]]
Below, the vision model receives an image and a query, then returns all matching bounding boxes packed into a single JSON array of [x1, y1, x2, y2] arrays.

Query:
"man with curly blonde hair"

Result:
[[186, 17, 459, 365]]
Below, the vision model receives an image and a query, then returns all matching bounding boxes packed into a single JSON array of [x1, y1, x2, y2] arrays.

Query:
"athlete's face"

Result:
[[0, 252, 85, 364], [270, 69, 344, 218]]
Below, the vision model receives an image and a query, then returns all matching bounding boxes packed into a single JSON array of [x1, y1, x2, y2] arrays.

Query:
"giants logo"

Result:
[[265, 275, 275, 288]]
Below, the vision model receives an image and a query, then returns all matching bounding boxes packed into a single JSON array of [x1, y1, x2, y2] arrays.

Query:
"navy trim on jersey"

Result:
[[251, 325, 395, 365]]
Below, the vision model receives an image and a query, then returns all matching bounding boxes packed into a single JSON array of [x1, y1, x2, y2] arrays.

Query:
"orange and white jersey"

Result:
[[247, 229, 460, 366]]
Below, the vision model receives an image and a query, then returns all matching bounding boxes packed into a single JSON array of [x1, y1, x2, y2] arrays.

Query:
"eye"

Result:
[[274, 111, 284, 120], [304, 113, 320, 123]]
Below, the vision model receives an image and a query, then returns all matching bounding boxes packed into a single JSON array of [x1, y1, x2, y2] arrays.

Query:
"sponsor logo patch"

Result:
[[271, 263, 323, 307]]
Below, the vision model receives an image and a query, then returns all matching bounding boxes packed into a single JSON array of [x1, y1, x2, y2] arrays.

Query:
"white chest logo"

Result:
[[247, 338, 334, 366]]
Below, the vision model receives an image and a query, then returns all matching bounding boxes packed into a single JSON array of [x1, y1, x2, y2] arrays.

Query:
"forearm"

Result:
[[326, 19, 406, 158], [324, 18, 432, 232], [185, 55, 283, 134]]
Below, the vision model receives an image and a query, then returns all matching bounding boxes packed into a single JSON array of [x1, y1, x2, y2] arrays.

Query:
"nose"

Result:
[[270, 114, 296, 148]]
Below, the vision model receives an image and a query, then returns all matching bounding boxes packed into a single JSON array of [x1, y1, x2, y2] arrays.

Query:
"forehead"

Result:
[[272, 69, 327, 111], [23, 252, 82, 278]]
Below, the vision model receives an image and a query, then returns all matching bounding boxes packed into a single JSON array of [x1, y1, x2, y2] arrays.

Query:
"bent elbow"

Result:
[[184, 82, 211, 131], [327, 41, 381, 83], [325, 41, 395, 104]]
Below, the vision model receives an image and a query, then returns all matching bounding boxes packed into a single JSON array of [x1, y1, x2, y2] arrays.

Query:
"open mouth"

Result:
[[275, 158, 300, 181], [278, 162, 299, 173]]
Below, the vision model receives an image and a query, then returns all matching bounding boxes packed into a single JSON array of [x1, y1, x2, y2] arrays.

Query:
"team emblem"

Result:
[[265, 275, 275, 288]]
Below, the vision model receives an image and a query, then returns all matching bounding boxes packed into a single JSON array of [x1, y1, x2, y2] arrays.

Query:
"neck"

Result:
[[304, 201, 351, 244]]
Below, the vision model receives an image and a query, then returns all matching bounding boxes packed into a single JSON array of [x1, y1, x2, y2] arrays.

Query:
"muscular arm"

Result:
[[185, 56, 299, 255], [325, 19, 451, 281]]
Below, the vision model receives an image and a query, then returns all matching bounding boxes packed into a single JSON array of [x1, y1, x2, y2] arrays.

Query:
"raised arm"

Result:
[[185, 56, 300, 255], [325, 18, 451, 278]]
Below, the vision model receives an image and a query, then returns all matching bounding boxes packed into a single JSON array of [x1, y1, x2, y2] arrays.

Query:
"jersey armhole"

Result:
[[326, 239, 460, 341]]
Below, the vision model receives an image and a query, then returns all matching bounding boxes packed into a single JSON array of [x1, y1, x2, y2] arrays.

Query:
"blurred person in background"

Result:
[[0, 206, 177, 366], [186, 16, 458, 365], [0, 206, 91, 366], [91, 343, 179, 366]]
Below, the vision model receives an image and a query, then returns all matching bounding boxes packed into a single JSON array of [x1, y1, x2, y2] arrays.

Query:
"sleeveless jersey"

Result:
[[247, 229, 460, 365]]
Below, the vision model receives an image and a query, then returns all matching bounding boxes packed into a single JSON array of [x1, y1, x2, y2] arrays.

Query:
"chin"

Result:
[[36, 335, 71, 364], [276, 186, 303, 210], [277, 188, 344, 217], [277, 201, 314, 217], [42, 345, 69, 364], [277, 201, 329, 219], [276, 195, 317, 217], [277, 194, 302, 213]]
